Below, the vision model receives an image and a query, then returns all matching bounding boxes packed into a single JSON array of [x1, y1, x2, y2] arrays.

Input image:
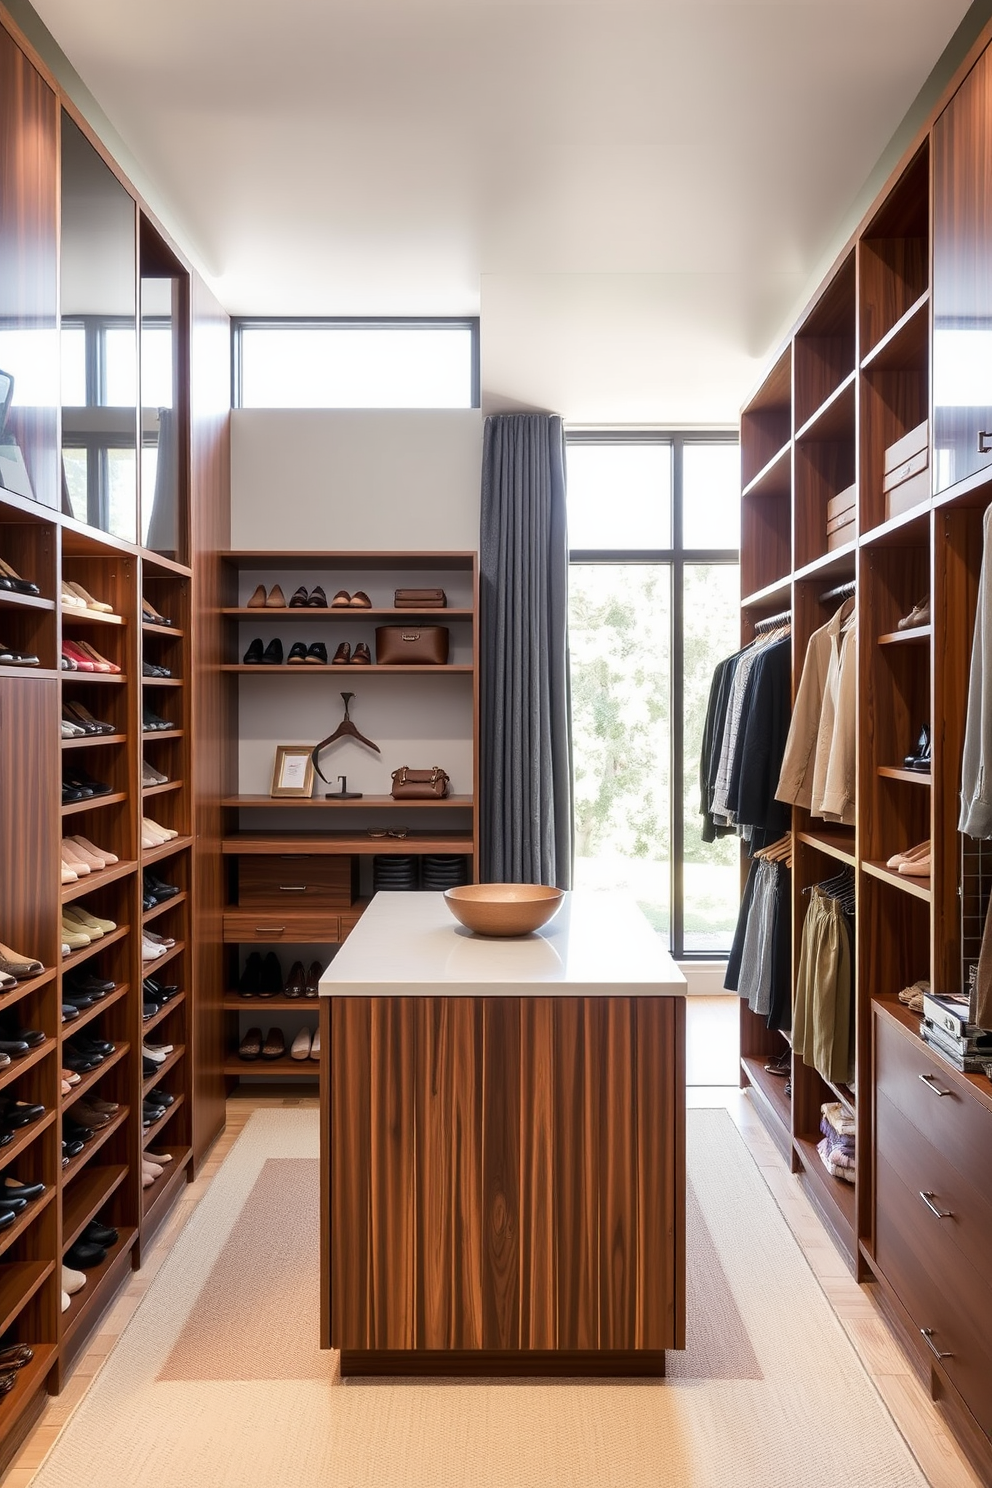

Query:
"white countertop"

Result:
[[320, 890, 685, 998]]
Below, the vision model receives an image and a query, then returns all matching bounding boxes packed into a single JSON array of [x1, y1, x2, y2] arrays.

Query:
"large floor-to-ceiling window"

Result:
[[567, 432, 740, 959]]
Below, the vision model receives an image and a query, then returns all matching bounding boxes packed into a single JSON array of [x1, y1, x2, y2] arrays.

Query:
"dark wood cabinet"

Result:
[[933, 43, 992, 495], [325, 994, 683, 1370]]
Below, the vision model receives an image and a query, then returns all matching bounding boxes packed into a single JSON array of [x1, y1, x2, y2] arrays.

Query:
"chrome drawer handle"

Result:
[[921, 1328, 953, 1361], [919, 1191, 953, 1220], [918, 1073, 951, 1097], [979, 431, 992, 454], [278, 885, 308, 892]]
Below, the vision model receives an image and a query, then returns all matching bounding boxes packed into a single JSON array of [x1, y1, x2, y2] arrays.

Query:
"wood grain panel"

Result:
[[481, 997, 521, 1349], [518, 997, 556, 1348], [329, 997, 371, 1350], [0, 677, 59, 968], [554, 998, 600, 1349], [415, 998, 483, 1349], [369, 996, 417, 1349], [635, 998, 680, 1349], [599, 998, 637, 1348]]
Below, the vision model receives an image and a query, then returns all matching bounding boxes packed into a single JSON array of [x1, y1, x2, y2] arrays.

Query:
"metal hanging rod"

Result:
[[819, 578, 856, 605], [754, 608, 791, 633]]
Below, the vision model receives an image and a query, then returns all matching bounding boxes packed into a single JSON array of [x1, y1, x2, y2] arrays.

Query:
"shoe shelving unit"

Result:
[[219, 552, 479, 1087], [738, 22, 992, 1480], [0, 5, 230, 1467]]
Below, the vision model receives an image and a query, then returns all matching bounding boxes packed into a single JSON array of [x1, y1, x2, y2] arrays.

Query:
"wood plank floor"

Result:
[[4, 998, 984, 1487]]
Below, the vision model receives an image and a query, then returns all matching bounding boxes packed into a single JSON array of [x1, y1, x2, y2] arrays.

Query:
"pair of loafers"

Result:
[[243, 638, 283, 665], [289, 585, 327, 608], [331, 641, 370, 665], [287, 642, 328, 665], [238, 1026, 286, 1061], [886, 840, 931, 877]]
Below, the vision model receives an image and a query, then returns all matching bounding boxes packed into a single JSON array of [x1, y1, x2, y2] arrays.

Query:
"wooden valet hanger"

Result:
[[310, 692, 380, 787], [754, 834, 792, 866]]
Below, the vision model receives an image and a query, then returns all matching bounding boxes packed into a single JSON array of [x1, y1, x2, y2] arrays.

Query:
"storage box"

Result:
[[885, 467, 930, 521], [827, 515, 855, 551], [238, 854, 357, 908], [883, 445, 928, 493], [884, 419, 928, 476], [826, 484, 856, 525]]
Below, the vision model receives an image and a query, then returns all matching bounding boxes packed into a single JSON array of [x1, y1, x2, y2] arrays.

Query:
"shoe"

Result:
[[331, 642, 351, 665], [143, 816, 178, 842], [305, 642, 328, 665], [243, 637, 265, 664], [291, 1029, 312, 1060], [904, 725, 931, 772], [64, 905, 116, 935], [331, 590, 351, 608], [351, 642, 371, 665], [284, 961, 306, 998], [0, 1344, 33, 1369], [142, 1042, 172, 1063], [238, 1027, 263, 1061], [307, 586, 327, 608], [310, 1027, 321, 1060], [142, 1102, 167, 1128], [0, 1102, 44, 1128], [144, 872, 179, 903], [143, 708, 172, 731], [0, 643, 39, 666], [65, 1240, 105, 1269], [2, 1179, 44, 1204], [289, 586, 310, 608], [74, 640, 120, 674], [61, 1290, 71, 1311], [261, 1027, 286, 1060], [72, 834, 118, 865], [61, 641, 95, 672], [0, 1038, 28, 1058], [62, 1264, 86, 1295], [142, 599, 173, 627], [0, 1024, 45, 1048], [260, 952, 282, 995], [61, 580, 86, 608], [66, 970, 115, 994], [142, 763, 168, 787], [61, 842, 91, 876], [142, 660, 172, 678], [69, 1102, 112, 1130], [82, 1219, 118, 1247], [0, 559, 40, 596], [60, 921, 92, 950], [61, 650, 77, 671], [61, 718, 86, 739], [239, 952, 263, 995], [305, 961, 323, 997], [247, 584, 267, 608], [897, 597, 930, 631], [899, 854, 931, 877], [265, 585, 286, 609], [64, 768, 112, 798], [147, 1087, 174, 1107], [66, 581, 113, 614], [62, 1138, 84, 1159], [261, 638, 284, 665], [61, 1005, 81, 1022], [885, 840, 930, 869], [350, 591, 371, 609], [0, 944, 43, 978], [62, 780, 93, 806], [66, 702, 114, 735], [286, 641, 309, 664], [144, 928, 176, 950]]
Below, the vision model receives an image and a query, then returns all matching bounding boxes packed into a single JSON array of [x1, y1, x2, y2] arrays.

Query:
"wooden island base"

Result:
[[321, 986, 685, 1377]]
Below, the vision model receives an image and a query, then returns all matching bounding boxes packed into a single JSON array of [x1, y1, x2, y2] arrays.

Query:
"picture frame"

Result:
[[270, 744, 315, 798]]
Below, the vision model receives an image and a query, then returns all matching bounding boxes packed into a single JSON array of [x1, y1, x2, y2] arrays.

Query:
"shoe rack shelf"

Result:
[[737, 43, 992, 1477], [219, 551, 479, 1087]]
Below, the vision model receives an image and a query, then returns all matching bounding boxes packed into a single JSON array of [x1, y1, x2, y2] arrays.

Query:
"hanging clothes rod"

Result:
[[754, 608, 791, 633], [819, 578, 856, 606]]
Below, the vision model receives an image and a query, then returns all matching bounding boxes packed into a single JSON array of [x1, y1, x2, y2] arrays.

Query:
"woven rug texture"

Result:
[[31, 1107, 927, 1488]]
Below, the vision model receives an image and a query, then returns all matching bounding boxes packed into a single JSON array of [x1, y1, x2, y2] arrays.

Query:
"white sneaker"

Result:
[[62, 1264, 86, 1295]]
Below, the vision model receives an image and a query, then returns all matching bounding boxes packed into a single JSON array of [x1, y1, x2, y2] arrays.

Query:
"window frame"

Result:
[[231, 316, 481, 410], [566, 429, 740, 961]]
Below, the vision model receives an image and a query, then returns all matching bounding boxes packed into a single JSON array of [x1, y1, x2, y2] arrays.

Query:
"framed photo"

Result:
[[270, 744, 315, 798]]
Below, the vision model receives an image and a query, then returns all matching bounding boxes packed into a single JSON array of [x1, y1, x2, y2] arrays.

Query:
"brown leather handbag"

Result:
[[390, 766, 450, 800], [375, 625, 449, 665]]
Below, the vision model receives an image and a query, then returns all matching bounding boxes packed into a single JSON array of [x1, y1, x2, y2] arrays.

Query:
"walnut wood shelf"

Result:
[[62, 1107, 130, 1185], [141, 940, 186, 977], [141, 780, 182, 799], [68, 983, 130, 1037], [0, 1262, 54, 1339], [61, 610, 125, 627], [142, 676, 182, 688], [0, 969, 55, 1013], [223, 832, 473, 854], [224, 995, 320, 1010], [224, 664, 474, 674], [61, 1042, 130, 1107], [61, 790, 127, 818], [61, 860, 136, 903], [142, 992, 186, 1037], [142, 1147, 193, 1226], [141, 1045, 185, 1096], [860, 289, 929, 371], [0, 1041, 53, 1096], [223, 1056, 319, 1076], [141, 834, 193, 866], [793, 1134, 856, 1240], [61, 1163, 128, 1252], [141, 728, 183, 741], [878, 625, 931, 645], [61, 733, 128, 751], [61, 672, 127, 685], [141, 1094, 185, 1148], [876, 766, 931, 785], [61, 1228, 138, 1346], [740, 1056, 792, 1160], [143, 891, 187, 925], [861, 860, 931, 901], [223, 607, 473, 620], [0, 1344, 57, 1439], [0, 591, 54, 614], [741, 440, 791, 501], [0, 1190, 57, 1265], [796, 829, 856, 866], [223, 793, 473, 809], [60, 924, 130, 973], [142, 620, 184, 638]]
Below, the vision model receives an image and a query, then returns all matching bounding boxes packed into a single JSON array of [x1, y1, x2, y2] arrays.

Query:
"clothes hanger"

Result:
[[310, 692, 381, 785]]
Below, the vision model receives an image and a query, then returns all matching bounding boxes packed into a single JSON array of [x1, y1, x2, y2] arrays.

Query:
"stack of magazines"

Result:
[[920, 990, 992, 1072]]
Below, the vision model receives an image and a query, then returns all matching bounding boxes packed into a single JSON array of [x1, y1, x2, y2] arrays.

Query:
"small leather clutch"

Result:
[[391, 766, 450, 799], [394, 588, 447, 608], [375, 625, 449, 665]]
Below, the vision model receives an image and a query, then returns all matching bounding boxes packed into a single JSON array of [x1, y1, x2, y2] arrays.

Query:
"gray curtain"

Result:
[[480, 414, 573, 887]]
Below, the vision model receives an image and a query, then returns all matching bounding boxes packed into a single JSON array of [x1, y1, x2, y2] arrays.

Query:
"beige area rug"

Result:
[[32, 1109, 928, 1488]]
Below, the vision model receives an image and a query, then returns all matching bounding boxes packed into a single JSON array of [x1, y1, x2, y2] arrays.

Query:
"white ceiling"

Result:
[[31, 0, 973, 421]]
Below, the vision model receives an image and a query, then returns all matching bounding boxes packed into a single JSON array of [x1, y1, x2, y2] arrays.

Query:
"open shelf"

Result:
[[61, 732, 128, 751], [223, 663, 474, 675], [142, 992, 186, 1037], [61, 790, 127, 818], [62, 1042, 130, 1107], [877, 624, 930, 645], [741, 576, 792, 611], [143, 891, 187, 925], [860, 290, 929, 372], [862, 860, 931, 902], [0, 1344, 57, 1439], [142, 779, 182, 799], [142, 1147, 192, 1226], [0, 970, 56, 1018], [67, 982, 130, 1037], [796, 828, 856, 866], [223, 606, 473, 620], [0, 590, 54, 615], [223, 1054, 320, 1077], [794, 1135, 856, 1238], [0, 1116, 57, 1206], [61, 609, 125, 627], [60, 924, 129, 975], [62, 1108, 130, 1186], [142, 620, 184, 638], [740, 1055, 791, 1154], [61, 1227, 138, 1345], [141, 1095, 185, 1148], [795, 370, 856, 444], [62, 1163, 128, 1251], [141, 834, 193, 867], [0, 1040, 55, 1096], [60, 672, 127, 685], [141, 940, 185, 978], [223, 831, 473, 854], [223, 793, 473, 809], [0, 1189, 56, 1264], [141, 1045, 185, 1096], [876, 766, 930, 785], [223, 994, 320, 1011], [61, 859, 136, 903], [0, 1261, 53, 1339]]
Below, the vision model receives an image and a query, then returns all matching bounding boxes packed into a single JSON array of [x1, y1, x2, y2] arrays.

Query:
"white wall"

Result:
[[231, 408, 482, 551]]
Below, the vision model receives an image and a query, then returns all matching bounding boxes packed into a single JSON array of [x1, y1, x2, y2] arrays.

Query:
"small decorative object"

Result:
[[270, 745, 315, 798], [310, 693, 381, 788], [391, 766, 450, 800], [443, 883, 564, 937], [326, 774, 363, 800]]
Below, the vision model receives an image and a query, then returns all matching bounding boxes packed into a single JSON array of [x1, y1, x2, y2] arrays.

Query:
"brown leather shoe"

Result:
[[331, 642, 351, 664], [238, 1027, 263, 1061], [284, 960, 306, 998], [331, 590, 351, 608], [351, 642, 371, 665], [247, 585, 267, 608], [350, 591, 371, 608], [261, 1027, 286, 1060], [265, 585, 286, 609]]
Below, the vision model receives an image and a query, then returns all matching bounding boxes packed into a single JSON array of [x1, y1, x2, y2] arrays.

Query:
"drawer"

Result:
[[224, 911, 341, 943], [876, 1088, 992, 1285], [874, 1007, 992, 1181], [237, 854, 356, 908], [875, 1152, 992, 1439]]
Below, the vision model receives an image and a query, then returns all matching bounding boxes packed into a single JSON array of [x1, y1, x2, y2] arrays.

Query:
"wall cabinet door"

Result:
[[933, 41, 992, 494]]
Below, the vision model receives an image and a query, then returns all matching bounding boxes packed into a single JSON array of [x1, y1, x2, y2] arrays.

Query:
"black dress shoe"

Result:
[[0, 1370, 17, 1396], [0, 1041, 30, 1059], [0, 1196, 28, 1215], [307, 586, 328, 608], [62, 1119, 94, 1144], [261, 953, 282, 994], [239, 952, 263, 995], [904, 724, 932, 771], [142, 1057, 158, 1078], [288, 586, 309, 608], [62, 1137, 85, 1159], [147, 1087, 175, 1106], [261, 638, 284, 665], [3, 1178, 46, 1203], [62, 1004, 81, 1021], [62, 780, 93, 804], [69, 1035, 115, 1057], [0, 1131, 14, 1148], [62, 1053, 103, 1073], [286, 641, 309, 664], [305, 642, 328, 665], [242, 637, 265, 664], [0, 1102, 44, 1128], [83, 1219, 118, 1247], [144, 874, 179, 901], [65, 1239, 106, 1268], [68, 769, 113, 797], [0, 1028, 45, 1049], [0, 1212, 14, 1232], [142, 1102, 166, 1127], [66, 972, 115, 994]]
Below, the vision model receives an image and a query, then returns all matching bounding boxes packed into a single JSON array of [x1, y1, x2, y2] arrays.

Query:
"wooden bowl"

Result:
[[443, 883, 564, 937]]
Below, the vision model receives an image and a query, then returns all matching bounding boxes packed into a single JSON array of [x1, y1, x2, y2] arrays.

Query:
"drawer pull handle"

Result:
[[921, 1328, 953, 1361], [254, 926, 286, 935], [278, 885, 308, 892], [918, 1073, 951, 1097], [919, 1191, 953, 1220]]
